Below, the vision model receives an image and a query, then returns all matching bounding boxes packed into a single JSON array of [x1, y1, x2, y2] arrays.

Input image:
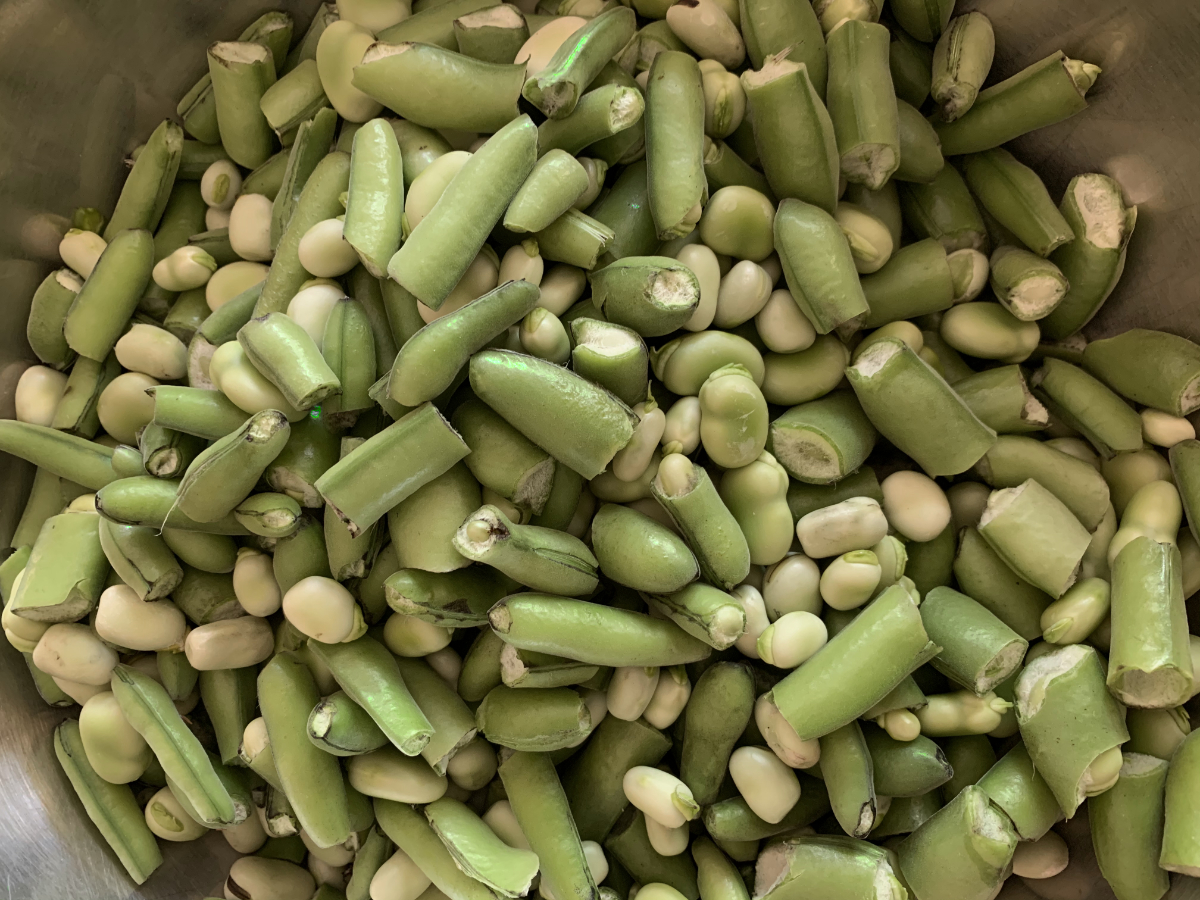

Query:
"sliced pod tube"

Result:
[[1161, 730, 1200, 876], [385, 567, 509, 627], [963, 148, 1075, 258], [316, 402, 469, 537], [1015, 643, 1129, 818], [1090, 752, 1170, 900], [978, 479, 1091, 598], [774, 199, 869, 334], [500, 645, 598, 690], [148, 386, 248, 441], [1108, 536, 1192, 708], [489, 593, 713, 668], [894, 99, 944, 184], [110, 664, 239, 827], [394, 656, 478, 774], [740, 51, 839, 214], [374, 799, 500, 900], [935, 50, 1100, 156], [0, 421, 117, 491], [591, 502, 699, 594], [651, 453, 750, 589], [469, 349, 637, 480], [453, 5, 530, 65], [105, 119, 185, 240], [258, 651, 353, 849], [1042, 173, 1137, 340], [307, 689, 390, 757], [96, 476, 250, 535], [523, 6, 637, 119], [321, 298, 376, 424], [864, 725, 953, 797], [644, 51, 707, 240], [536, 83, 646, 159], [1082, 328, 1200, 417], [589, 256, 701, 338], [1032, 357, 1142, 457], [452, 504, 599, 596], [895, 786, 1017, 900], [919, 586, 1027, 694], [475, 685, 592, 751], [386, 462, 479, 574], [931, 12, 995, 122], [604, 809, 699, 900], [391, 280, 540, 407], [974, 435, 1110, 530], [897, 164, 987, 253], [307, 636, 435, 757], [767, 392, 877, 485], [739, 0, 826, 91], [264, 413, 341, 509], [818, 720, 878, 837], [257, 59, 329, 135], [174, 409, 290, 523], [238, 312, 341, 410], [98, 519, 183, 601], [343, 118, 405, 279], [988, 245, 1069, 321], [139, 424, 205, 479], [425, 797, 540, 897], [535, 209, 618, 270], [975, 742, 1061, 841], [452, 398, 555, 514], [859, 238, 955, 328], [27, 269, 82, 369], [953, 366, 1049, 434], [54, 719, 163, 885], [64, 229, 155, 362], [647, 583, 746, 652], [389, 115, 537, 310], [766, 584, 939, 740], [846, 337, 997, 477], [754, 834, 904, 900], [7, 512, 108, 623], [207, 41, 278, 170], [570, 318, 650, 409], [825, 20, 900, 190], [701, 780, 830, 843], [505, 151, 592, 235], [198, 667, 258, 766]]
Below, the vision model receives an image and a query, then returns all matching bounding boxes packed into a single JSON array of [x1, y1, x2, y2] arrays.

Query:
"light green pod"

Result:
[[98, 519, 183, 601], [589, 256, 700, 338], [385, 567, 510, 627], [106, 119, 185, 240], [96, 476, 250, 536], [698, 364, 768, 469], [953, 366, 1049, 435], [975, 434, 1110, 530], [64, 230, 155, 363], [344, 118, 404, 278], [1161, 730, 1200, 876], [426, 797, 540, 896], [258, 59, 330, 134], [268, 109, 340, 257], [652, 331, 764, 397], [774, 199, 869, 334], [592, 502, 698, 593], [974, 742, 1061, 841], [740, 53, 838, 214], [27, 269, 82, 369], [320, 298, 376, 424], [817, 720, 878, 837], [476, 685, 592, 751], [761, 336, 850, 407], [768, 391, 876, 484], [963, 148, 1075, 257], [452, 397, 555, 514], [453, 4, 529, 65], [645, 51, 707, 239], [894, 99, 944, 184], [237, 312, 341, 410], [7, 512, 108, 623], [505, 151, 591, 234], [825, 20, 900, 190], [1033, 357, 1143, 458], [175, 410, 291, 523], [523, 6, 637, 118], [647, 582, 746, 651], [207, 42, 278, 170], [160, 528, 237, 574], [889, 26, 933, 109], [385, 463, 478, 574], [920, 586, 1027, 694], [931, 12, 995, 122], [1083, 328, 1200, 418], [897, 164, 988, 254], [1091, 753, 1171, 900], [570, 318, 650, 409]]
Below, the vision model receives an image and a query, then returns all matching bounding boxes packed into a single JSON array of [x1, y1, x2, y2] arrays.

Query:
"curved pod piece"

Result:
[[774, 199, 868, 335], [644, 51, 707, 240]]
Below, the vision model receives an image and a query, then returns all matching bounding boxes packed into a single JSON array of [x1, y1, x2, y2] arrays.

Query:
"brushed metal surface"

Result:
[[0, 0, 1198, 898]]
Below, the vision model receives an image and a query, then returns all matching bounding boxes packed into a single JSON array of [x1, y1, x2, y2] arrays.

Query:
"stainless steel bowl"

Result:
[[0, 1, 1197, 897]]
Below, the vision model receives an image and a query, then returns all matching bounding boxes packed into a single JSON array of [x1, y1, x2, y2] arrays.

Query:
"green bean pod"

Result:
[[96, 476, 249, 535], [269, 108, 339, 254], [389, 115, 537, 310], [207, 42, 278, 170], [343, 118, 404, 278], [889, 27, 933, 109], [106, 119, 184, 240], [897, 165, 987, 254], [385, 567, 509, 626], [755, 835, 903, 900], [645, 51, 707, 240], [258, 651, 353, 848], [647, 582, 746, 652], [740, 52, 838, 214], [592, 502, 699, 593], [920, 586, 1027, 694], [975, 435, 1109, 531], [774, 198, 869, 334], [739, 0, 826, 90], [847, 337, 996, 477], [894, 99, 944, 184], [524, 6, 637, 118], [1090, 752, 1171, 899], [237, 312, 340, 410], [8, 512, 108, 623], [139, 424, 205, 479], [64, 229, 155, 362], [320, 298, 376, 424], [865, 724, 954, 797], [571, 318, 650, 408], [537, 84, 646, 159], [199, 666, 258, 766], [702, 138, 773, 198], [1015, 643, 1129, 818], [345, 825, 394, 900], [1033, 357, 1142, 457], [506, 151, 591, 234], [589, 256, 700, 337], [768, 392, 876, 485], [819, 720, 878, 837], [475, 685, 591, 751], [895, 786, 1017, 900], [110, 664, 240, 826], [490, 593, 713, 667], [426, 797, 540, 897], [701, 779, 829, 843], [605, 809, 699, 900], [935, 50, 1100, 156], [375, 799, 500, 900], [1161, 730, 1200, 876], [147, 386, 246, 441], [98, 519, 182, 601], [453, 5, 529, 65], [394, 656, 478, 773], [258, 59, 329, 134], [307, 689, 390, 757], [974, 742, 1061, 840], [825, 21, 900, 190], [931, 12, 995, 122], [1083, 328, 1200, 417], [27, 269, 82, 369], [860, 239, 955, 329], [0, 421, 117, 491], [54, 719, 163, 884], [535, 209, 618, 269], [384, 463, 476, 574], [963, 148, 1075, 257], [953, 366, 1049, 434]]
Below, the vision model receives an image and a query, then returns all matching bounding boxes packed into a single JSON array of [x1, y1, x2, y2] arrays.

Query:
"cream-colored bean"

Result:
[[348, 746, 448, 802], [642, 666, 691, 730], [621, 766, 699, 829], [854, 322, 924, 362], [59, 228, 106, 278], [637, 886, 688, 900], [819, 550, 882, 611], [301, 829, 356, 866], [947, 481, 991, 532], [756, 289, 816, 354], [514, 16, 586, 78], [404, 151, 472, 235], [371, 849, 433, 900], [761, 554, 822, 620], [713, 259, 772, 329], [316, 20, 384, 122], [483, 800, 532, 851], [1141, 408, 1195, 447], [3, 574, 48, 652], [795, 497, 889, 559], [225, 857, 317, 900], [67, 493, 96, 513], [15, 365, 68, 426], [146, 786, 209, 842], [96, 371, 159, 445], [52, 675, 108, 705], [1048, 437, 1101, 469], [417, 250, 499, 324], [813, 0, 879, 33], [223, 811, 268, 854], [298, 217, 359, 278], [337, 0, 409, 32], [1108, 479, 1182, 565], [79, 690, 151, 784], [425, 646, 462, 692], [756, 610, 828, 667], [286, 280, 345, 348], [728, 745, 802, 824], [95, 584, 187, 652], [916, 691, 1011, 736], [871, 535, 908, 592], [283, 576, 366, 644], [732, 584, 770, 659], [229, 192, 275, 262], [947, 248, 990, 304], [698, 59, 745, 140], [206, 207, 231, 230], [445, 736, 498, 791], [612, 404, 667, 483], [665, 0, 745, 70], [233, 548, 283, 617], [209, 340, 305, 420], [201, 159, 243, 210], [878, 709, 922, 742], [383, 611, 453, 656], [661, 396, 702, 456], [206, 260, 270, 311], [499, 240, 545, 286], [607, 665, 661, 722], [574, 158, 608, 210], [153, 245, 218, 291], [1012, 830, 1070, 879], [185, 616, 276, 670], [645, 816, 689, 857], [33, 623, 118, 686], [520, 307, 571, 364], [537, 264, 587, 315], [881, 470, 952, 542], [677, 244, 721, 332], [115, 323, 189, 380], [834, 203, 893, 274]]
